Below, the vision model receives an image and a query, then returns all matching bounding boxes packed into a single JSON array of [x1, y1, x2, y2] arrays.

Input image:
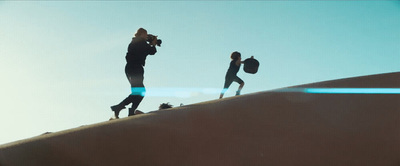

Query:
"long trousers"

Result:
[[120, 64, 145, 112]]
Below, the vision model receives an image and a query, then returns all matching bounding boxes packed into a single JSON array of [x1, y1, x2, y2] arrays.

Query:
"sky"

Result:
[[0, 1, 399, 145]]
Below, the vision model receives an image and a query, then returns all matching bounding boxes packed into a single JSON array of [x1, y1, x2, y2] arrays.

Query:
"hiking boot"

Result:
[[128, 108, 135, 116], [111, 104, 126, 119]]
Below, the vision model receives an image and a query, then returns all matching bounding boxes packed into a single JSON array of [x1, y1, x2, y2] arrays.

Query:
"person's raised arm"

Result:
[[236, 56, 242, 66]]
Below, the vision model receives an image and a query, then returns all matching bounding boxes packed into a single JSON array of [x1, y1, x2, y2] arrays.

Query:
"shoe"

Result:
[[128, 108, 135, 116], [111, 104, 126, 119], [236, 91, 241, 96]]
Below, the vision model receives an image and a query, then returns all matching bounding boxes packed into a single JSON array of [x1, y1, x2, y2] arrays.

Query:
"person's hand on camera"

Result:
[[151, 36, 158, 46]]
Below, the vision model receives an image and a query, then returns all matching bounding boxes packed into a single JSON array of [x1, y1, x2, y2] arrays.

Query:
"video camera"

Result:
[[147, 34, 162, 47]]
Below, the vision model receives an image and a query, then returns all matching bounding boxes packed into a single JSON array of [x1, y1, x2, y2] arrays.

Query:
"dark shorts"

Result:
[[223, 75, 244, 89]]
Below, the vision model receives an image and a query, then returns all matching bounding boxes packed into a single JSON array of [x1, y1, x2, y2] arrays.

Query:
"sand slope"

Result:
[[1, 72, 399, 166]]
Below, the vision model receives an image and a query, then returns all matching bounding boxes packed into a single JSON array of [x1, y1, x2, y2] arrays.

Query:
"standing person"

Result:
[[111, 28, 158, 118], [219, 51, 245, 99]]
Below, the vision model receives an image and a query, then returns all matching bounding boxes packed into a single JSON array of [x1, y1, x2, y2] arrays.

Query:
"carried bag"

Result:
[[243, 57, 259, 74]]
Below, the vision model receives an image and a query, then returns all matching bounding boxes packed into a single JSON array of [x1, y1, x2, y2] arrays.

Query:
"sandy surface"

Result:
[[0, 72, 399, 166]]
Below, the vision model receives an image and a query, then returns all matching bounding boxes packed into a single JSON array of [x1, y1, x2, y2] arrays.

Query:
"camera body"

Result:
[[147, 34, 162, 47]]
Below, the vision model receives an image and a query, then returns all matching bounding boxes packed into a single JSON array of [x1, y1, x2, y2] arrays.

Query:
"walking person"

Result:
[[219, 51, 245, 99], [111, 28, 158, 118]]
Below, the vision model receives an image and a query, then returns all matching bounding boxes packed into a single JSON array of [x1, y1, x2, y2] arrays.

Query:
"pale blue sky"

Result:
[[0, 1, 399, 144]]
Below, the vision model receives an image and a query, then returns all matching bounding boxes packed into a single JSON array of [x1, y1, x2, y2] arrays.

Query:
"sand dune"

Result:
[[0, 72, 399, 166]]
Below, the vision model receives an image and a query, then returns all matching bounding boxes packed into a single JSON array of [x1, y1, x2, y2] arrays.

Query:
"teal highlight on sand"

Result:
[[131, 87, 223, 98], [276, 88, 400, 94], [304, 88, 400, 94]]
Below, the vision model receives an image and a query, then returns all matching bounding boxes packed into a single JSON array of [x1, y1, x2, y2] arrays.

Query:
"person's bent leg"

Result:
[[236, 82, 244, 96], [128, 86, 145, 116], [128, 95, 144, 116], [111, 65, 143, 118], [126, 65, 145, 116], [235, 77, 244, 96]]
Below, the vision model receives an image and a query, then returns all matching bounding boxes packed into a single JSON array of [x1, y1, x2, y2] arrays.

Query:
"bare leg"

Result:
[[236, 82, 244, 96]]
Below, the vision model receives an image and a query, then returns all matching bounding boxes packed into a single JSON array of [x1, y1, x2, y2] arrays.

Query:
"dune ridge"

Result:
[[0, 72, 399, 166]]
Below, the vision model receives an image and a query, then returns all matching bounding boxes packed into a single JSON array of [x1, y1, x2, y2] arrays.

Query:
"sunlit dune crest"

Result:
[[0, 72, 399, 166]]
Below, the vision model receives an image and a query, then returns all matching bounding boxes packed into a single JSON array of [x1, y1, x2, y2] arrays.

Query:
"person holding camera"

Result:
[[110, 28, 159, 118]]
